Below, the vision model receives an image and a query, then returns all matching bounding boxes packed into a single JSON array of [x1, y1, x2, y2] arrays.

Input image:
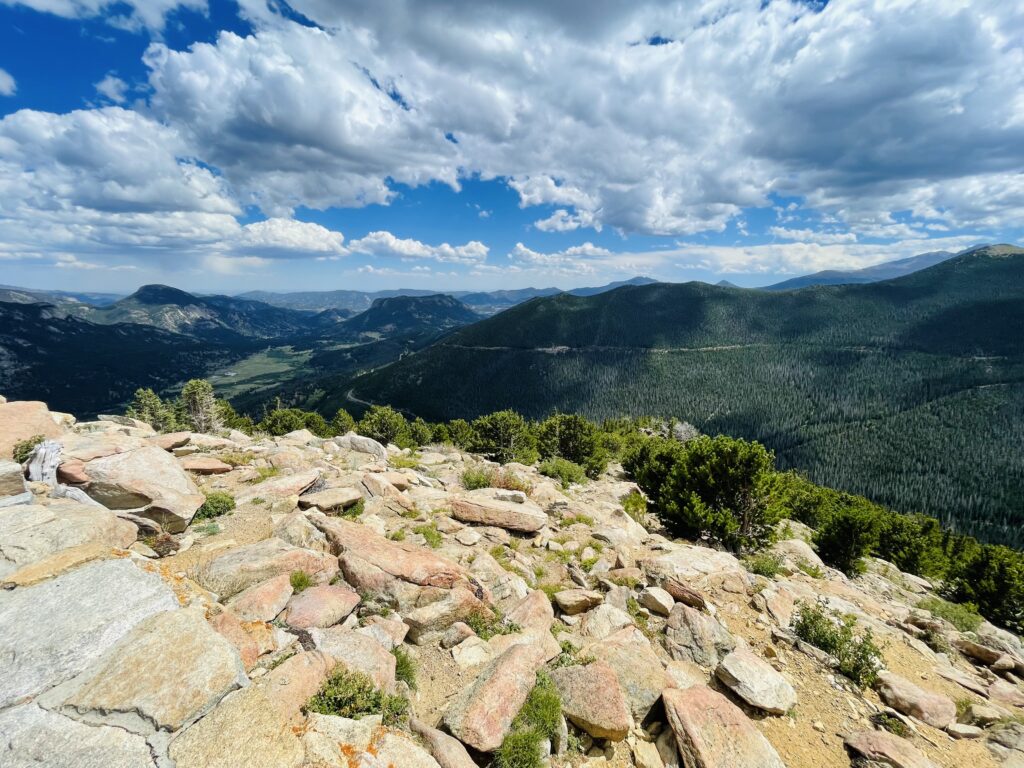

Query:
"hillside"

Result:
[[0, 301, 240, 415], [347, 245, 1024, 544], [335, 294, 481, 340], [0, 398, 1018, 768], [71, 284, 315, 341], [763, 249, 956, 290]]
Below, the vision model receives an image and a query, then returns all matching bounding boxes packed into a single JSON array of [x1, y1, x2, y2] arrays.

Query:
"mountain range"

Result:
[[762, 249, 958, 290], [340, 244, 1024, 545]]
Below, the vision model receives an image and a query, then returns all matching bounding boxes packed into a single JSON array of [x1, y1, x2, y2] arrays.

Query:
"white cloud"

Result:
[[95, 74, 128, 104], [348, 231, 488, 264], [235, 218, 346, 259], [0, 0, 206, 32], [508, 242, 609, 274], [770, 227, 857, 245], [0, 68, 15, 97]]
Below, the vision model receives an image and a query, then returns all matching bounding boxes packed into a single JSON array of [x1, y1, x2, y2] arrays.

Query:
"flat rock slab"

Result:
[[642, 544, 748, 593], [554, 588, 603, 615], [664, 685, 786, 768], [0, 400, 65, 460], [585, 627, 669, 722], [236, 469, 320, 504], [334, 432, 388, 460], [551, 661, 632, 740], [285, 584, 360, 629], [0, 704, 155, 768], [310, 512, 465, 588], [875, 671, 956, 728], [77, 445, 204, 533], [0, 500, 137, 578], [298, 487, 363, 511], [444, 643, 547, 752], [198, 538, 338, 599], [715, 647, 797, 715], [0, 558, 178, 709], [179, 456, 232, 474], [309, 627, 396, 691], [146, 432, 191, 451], [639, 586, 674, 616], [411, 717, 478, 768], [844, 729, 937, 768], [450, 490, 547, 532], [227, 574, 294, 622], [48, 607, 247, 734], [580, 603, 633, 640]]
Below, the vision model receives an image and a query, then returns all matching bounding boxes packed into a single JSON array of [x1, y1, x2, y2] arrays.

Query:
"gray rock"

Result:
[[0, 559, 178, 709], [0, 459, 27, 497], [334, 432, 388, 461], [664, 603, 736, 668], [639, 586, 674, 616], [715, 647, 797, 714], [450, 490, 547, 532], [0, 704, 155, 768]]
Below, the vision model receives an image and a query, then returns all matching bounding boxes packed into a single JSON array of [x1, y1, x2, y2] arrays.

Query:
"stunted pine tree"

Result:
[[180, 379, 221, 434]]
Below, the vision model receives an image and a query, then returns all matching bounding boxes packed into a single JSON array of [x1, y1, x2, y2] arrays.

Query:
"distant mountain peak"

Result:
[[128, 284, 199, 305]]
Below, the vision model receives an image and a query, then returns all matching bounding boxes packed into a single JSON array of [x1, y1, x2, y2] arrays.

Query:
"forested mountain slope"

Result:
[[347, 245, 1024, 544]]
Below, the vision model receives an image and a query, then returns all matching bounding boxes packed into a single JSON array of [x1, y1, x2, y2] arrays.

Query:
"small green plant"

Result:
[[413, 521, 442, 548], [267, 649, 297, 670], [219, 451, 255, 467], [461, 465, 496, 490], [922, 628, 952, 655], [579, 556, 600, 572], [956, 698, 973, 723], [552, 639, 596, 668], [917, 596, 984, 633], [12, 434, 44, 464], [796, 558, 824, 579], [465, 609, 521, 640], [305, 669, 409, 726], [392, 646, 417, 690], [460, 465, 533, 493], [192, 522, 221, 536], [621, 490, 648, 525], [539, 457, 587, 489], [389, 454, 421, 469], [194, 491, 236, 520], [388, 528, 407, 542], [871, 712, 909, 737], [340, 498, 365, 520], [495, 672, 562, 768], [561, 513, 594, 527], [744, 552, 784, 578], [792, 602, 882, 689], [249, 496, 266, 505], [290, 570, 313, 593], [249, 466, 281, 484]]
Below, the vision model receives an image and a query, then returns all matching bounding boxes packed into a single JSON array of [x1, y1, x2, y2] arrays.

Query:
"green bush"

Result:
[[446, 418, 475, 449], [536, 413, 607, 477], [470, 410, 537, 464], [875, 513, 948, 579], [814, 502, 880, 576], [305, 669, 409, 726], [357, 405, 410, 447], [917, 596, 984, 633], [495, 671, 562, 768], [12, 434, 44, 464], [413, 522, 442, 548], [656, 435, 778, 551], [259, 408, 307, 436], [943, 543, 1024, 635], [290, 570, 313, 593], [494, 728, 545, 768], [465, 609, 521, 640], [330, 408, 355, 436], [621, 490, 648, 525], [871, 712, 909, 737], [538, 457, 586, 488], [194, 491, 235, 520], [792, 602, 882, 688], [408, 417, 433, 446], [461, 465, 495, 490], [126, 388, 180, 432], [302, 411, 332, 438], [744, 552, 784, 578], [762, 470, 846, 530], [392, 646, 417, 690], [340, 498, 365, 520]]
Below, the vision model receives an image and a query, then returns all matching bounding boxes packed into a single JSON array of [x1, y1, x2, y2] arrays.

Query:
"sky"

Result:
[[0, 0, 1022, 294]]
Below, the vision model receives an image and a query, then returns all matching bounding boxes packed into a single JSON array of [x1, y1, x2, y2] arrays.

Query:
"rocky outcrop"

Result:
[[875, 671, 957, 728], [298, 486, 363, 512], [844, 729, 937, 768], [664, 685, 786, 768], [0, 400, 65, 459], [198, 538, 338, 598], [664, 603, 736, 668], [551, 661, 632, 740], [450, 489, 548, 532], [284, 584, 360, 629]]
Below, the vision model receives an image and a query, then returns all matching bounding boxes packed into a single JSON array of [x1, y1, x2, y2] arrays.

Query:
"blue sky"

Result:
[[0, 0, 1021, 294]]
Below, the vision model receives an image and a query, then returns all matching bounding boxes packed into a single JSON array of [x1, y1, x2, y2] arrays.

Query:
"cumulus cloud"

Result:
[[508, 242, 614, 274], [349, 231, 488, 264], [0, 68, 15, 97], [235, 218, 346, 259], [95, 74, 128, 104], [0, 0, 206, 31], [770, 227, 858, 245]]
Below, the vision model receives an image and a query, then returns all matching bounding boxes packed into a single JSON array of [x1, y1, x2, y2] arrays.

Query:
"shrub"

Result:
[[290, 570, 313, 593], [658, 435, 778, 551], [357, 405, 410, 447], [194, 491, 235, 520], [340, 498, 365, 520], [12, 434, 44, 464], [494, 728, 544, 768], [621, 490, 648, 525], [305, 669, 408, 726], [470, 410, 537, 464], [302, 411, 332, 438], [249, 466, 281, 484], [814, 503, 880, 576], [762, 470, 845, 530], [392, 646, 417, 690], [460, 465, 532, 493], [621, 435, 684, 510], [180, 379, 221, 433], [466, 609, 521, 640], [330, 408, 355, 436], [744, 552, 784, 578], [943, 543, 1024, 635], [413, 522, 442, 548], [875, 513, 948, 579], [495, 671, 562, 768], [796, 558, 824, 579], [917, 596, 984, 633], [408, 417, 433, 446], [446, 418, 475, 449], [461, 465, 495, 490], [561, 513, 594, 527], [259, 408, 307, 436], [126, 387, 179, 432], [536, 413, 607, 477], [871, 712, 909, 737], [539, 457, 587, 489], [793, 602, 882, 688]]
